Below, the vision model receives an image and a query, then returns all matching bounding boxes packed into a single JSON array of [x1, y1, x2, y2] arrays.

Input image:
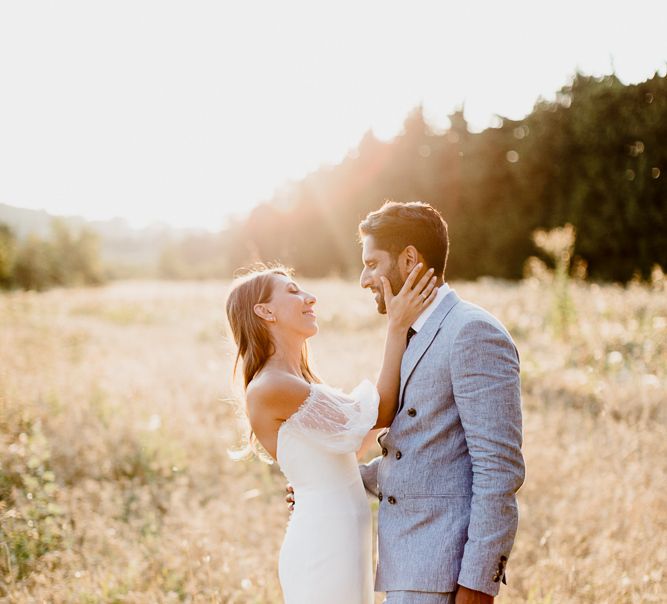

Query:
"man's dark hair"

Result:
[[358, 201, 449, 277]]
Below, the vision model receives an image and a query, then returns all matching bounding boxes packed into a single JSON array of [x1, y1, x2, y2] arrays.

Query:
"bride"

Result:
[[225, 263, 436, 604]]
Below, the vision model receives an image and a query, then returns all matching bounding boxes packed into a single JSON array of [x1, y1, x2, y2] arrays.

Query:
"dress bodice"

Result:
[[277, 380, 379, 499]]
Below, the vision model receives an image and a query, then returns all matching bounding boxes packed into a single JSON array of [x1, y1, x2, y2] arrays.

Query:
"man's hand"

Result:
[[285, 484, 294, 511], [455, 586, 493, 604]]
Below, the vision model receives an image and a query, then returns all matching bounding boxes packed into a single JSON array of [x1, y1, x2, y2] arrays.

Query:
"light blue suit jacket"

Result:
[[360, 290, 525, 596]]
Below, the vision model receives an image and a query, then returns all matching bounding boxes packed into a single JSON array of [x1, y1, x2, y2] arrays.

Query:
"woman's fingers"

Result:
[[413, 267, 435, 297], [423, 281, 438, 306], [388, 264, 438, 316], [400, 262, 423, 294], [421, 275, 437, 299], [380, 276, 393, 306]]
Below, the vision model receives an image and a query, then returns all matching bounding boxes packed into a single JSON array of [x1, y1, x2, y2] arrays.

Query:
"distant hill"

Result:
[[0, 203, 204, 272]]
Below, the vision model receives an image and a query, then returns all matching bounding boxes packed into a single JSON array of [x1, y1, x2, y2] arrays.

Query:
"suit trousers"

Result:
[[384, 591, 455, 604]]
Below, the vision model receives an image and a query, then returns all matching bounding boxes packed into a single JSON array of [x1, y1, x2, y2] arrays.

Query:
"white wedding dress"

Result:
[[276, 379, 379, 604]]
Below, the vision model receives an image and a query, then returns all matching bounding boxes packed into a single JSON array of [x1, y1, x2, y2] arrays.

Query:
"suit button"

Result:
[[395, 450, 402, 460], [407, 408, 417, 417], [387, 496, 397, 504], [382, 447, 388, 456], [378, 492, 383, 501]]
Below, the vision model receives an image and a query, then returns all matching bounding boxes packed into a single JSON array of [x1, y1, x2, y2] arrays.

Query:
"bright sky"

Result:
[[0, 1, 665, 229]]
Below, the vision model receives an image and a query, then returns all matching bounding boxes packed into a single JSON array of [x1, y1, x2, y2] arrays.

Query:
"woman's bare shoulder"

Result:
[[246, 370, 312, 422]]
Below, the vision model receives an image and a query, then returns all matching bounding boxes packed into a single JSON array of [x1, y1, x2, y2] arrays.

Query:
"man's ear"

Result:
[[399, 245, 420, 276], [253, 303, 275, 322]]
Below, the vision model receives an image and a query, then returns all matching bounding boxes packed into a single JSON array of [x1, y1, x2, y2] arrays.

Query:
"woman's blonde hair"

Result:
[[225, 264, 320, 461]]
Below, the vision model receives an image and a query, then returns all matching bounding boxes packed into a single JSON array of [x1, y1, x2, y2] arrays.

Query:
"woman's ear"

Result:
[[253, 303, 276, 322]]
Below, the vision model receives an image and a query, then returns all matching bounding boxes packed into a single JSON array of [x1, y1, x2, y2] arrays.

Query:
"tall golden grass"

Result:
[[1, 275, 665, 603]]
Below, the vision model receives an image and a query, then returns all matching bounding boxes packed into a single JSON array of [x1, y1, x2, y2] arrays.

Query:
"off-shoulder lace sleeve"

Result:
[[284, 379, 379, 453]]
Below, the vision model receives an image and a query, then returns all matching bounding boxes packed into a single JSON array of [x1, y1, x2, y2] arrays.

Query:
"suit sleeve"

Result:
[[449, 320, 525, 596], [359, 455, 381, 498]]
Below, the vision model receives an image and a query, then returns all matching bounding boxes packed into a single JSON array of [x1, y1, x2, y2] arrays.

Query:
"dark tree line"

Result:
[[5, 71, 664, 289], [213, 71, 665, 282]]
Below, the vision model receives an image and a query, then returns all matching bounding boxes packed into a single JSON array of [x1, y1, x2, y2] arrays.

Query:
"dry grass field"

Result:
[[1, 275, 666, 603]]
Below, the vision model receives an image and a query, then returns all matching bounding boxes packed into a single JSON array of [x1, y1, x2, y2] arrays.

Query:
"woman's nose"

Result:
[[305, 292, 317, 305]]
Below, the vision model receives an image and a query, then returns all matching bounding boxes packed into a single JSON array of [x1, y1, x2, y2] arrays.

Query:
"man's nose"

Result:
[[360, 270, 371, 289]]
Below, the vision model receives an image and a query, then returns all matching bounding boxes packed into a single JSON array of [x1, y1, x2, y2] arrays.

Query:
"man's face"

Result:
[[359, 235, 403, 314]]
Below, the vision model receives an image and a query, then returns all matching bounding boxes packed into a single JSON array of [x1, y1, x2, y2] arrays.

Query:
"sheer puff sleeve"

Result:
[[283, 379, 380, 453]]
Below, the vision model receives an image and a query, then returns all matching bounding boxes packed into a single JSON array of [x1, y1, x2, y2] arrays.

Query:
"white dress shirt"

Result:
[[411, 282, 451, 333]]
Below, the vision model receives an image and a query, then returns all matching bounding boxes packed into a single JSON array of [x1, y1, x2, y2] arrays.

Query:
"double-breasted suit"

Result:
[[360, 288, 525, 597]]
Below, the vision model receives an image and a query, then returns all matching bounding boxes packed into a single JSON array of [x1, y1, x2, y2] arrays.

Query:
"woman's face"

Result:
[[263, 274, 318, 337]]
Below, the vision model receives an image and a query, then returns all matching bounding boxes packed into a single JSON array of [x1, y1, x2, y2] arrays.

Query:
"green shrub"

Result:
[[0, 419, 66, 583]]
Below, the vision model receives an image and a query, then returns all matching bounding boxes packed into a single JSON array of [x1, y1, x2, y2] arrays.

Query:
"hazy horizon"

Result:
[[1, 0, 666, 230]]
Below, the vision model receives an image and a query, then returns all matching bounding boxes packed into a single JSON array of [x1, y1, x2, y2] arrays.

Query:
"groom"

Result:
[[357, 201, 525, 604]]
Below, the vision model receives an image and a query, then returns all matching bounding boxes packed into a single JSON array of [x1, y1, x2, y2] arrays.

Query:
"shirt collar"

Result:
[[411, 282, 451, 332]]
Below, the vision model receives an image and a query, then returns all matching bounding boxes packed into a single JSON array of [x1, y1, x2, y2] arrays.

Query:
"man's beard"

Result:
[[375, 261, 403, 315]]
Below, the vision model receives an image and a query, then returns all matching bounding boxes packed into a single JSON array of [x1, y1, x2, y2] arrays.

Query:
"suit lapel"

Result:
[[398, 290, 460, 410]]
